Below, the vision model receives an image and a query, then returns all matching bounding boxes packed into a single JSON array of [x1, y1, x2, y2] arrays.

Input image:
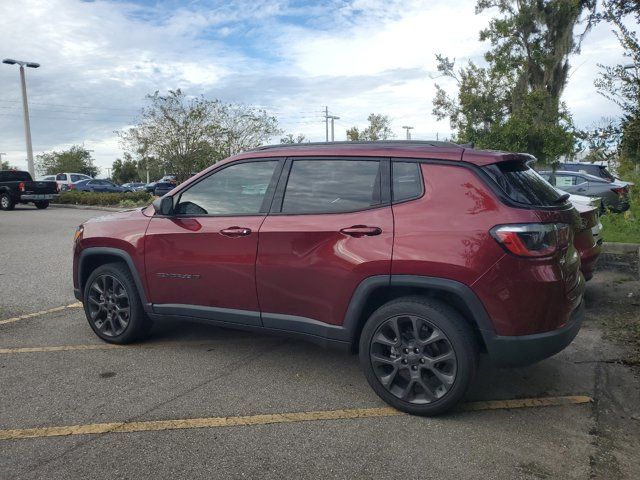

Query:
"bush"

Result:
[[53, 191, 153, 207], [600, 169, 640, 243]]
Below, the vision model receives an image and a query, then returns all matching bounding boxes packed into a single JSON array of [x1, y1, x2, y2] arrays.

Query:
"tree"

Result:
[[595, 0, 640, 165], [111, 153, 140, 184], [119, 90, 281, 181], [1, 160, 15, 170], [434, 0, 597, 164], [280, 133, 308, 144], [36, 145, 99, 177], [346, 114, 394, 141]]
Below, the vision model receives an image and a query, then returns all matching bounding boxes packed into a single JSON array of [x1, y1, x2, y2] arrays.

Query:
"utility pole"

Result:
[[402, 126, 414, 140], [2, 59, 40, 177], [324, 106, 329, 142], [106, 167, 111, 179], [328, 115, 340, 142]]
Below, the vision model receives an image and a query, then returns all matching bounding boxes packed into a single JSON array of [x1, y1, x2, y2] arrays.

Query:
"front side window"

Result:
[[281, 159, 381, 214], [392, 162, 422, 202], [175, 161, 278, 216]]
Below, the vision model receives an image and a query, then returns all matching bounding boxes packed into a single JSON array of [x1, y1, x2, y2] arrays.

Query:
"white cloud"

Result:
[[0, 0, 630, 175]]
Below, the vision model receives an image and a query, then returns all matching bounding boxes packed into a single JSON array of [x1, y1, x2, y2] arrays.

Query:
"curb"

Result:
[[603, 242, 640, 255], [50, 204, 126, 212]]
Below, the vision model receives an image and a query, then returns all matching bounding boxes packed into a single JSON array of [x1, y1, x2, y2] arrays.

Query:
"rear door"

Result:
[[145, 159, 282, 322], [256, 157, 393, 329]]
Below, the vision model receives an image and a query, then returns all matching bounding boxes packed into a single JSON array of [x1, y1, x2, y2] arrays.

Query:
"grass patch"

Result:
[[600, 171, 640, 244], [53, 191, 153, 208]]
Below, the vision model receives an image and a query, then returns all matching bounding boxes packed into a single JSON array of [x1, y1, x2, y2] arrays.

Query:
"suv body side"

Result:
[[74, 144, 585, 365]]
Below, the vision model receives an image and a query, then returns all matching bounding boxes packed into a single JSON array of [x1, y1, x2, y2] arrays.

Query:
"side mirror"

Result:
[[152, 196, 174, 216]]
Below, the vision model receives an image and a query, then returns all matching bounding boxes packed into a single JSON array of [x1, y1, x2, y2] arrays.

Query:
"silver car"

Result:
[[539, 170, 630, 213]]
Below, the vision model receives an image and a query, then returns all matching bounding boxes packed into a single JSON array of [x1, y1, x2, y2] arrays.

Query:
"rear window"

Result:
[[482, 161, 566, 207], [0, 171, 32, 182], [56, 174, 67, 181]]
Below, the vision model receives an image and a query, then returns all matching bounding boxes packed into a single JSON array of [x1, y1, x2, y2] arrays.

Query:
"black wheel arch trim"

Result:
[[76, 247, 152, 313]]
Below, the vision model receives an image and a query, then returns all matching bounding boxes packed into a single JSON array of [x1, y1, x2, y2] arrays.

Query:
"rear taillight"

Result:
[[18, 182, 25, 192], [490, 223, 570, 257], [68, 184, 75, 190], [611, 186, 628, 197]]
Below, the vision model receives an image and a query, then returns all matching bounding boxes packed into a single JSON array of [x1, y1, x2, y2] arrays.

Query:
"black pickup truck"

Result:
[[0, 170, 58, 210]]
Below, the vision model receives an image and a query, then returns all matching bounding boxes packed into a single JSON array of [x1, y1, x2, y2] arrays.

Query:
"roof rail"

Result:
[[251, 140, 465, 151]]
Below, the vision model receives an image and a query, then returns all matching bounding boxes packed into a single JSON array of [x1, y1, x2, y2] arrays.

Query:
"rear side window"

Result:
[[282, 159, 381, 214], [56, 174, 67, 181], [483, 161, 566, 207], [70, 174, 84, 182], [0, 171, 31, 182], [392, 162, 423, 202]]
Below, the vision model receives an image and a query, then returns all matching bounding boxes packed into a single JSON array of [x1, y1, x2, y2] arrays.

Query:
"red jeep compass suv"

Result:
[[72, 141, 585, 416]]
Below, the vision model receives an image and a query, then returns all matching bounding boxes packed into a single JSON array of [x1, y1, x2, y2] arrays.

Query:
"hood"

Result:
[[85, 207, 146, 224]]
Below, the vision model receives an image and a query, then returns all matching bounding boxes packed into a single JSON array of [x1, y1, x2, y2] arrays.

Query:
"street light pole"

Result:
[[3, 58, 40, 177], [402, 126, 414, 140], [328, 115, 340, 142]]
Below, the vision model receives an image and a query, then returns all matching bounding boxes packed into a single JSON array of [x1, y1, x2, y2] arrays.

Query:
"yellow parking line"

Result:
[[0, 396, 592, 441], [0, 342, 213, 355], [0, 302, 82, 326]]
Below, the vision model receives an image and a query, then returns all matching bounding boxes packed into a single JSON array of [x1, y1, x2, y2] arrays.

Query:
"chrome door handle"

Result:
[[340, 225, 382, 237], [220, 226, 252, 237]]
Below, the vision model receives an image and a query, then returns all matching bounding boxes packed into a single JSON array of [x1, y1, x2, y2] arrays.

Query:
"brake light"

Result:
[[490, 223, 570, 257], [68, 183, 75, 190], [611, 186, 627, 197], [18, 182, 25, 192]]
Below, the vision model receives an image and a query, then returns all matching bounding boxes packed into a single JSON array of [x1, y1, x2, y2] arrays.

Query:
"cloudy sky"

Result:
[[0, 0, 629, 175]]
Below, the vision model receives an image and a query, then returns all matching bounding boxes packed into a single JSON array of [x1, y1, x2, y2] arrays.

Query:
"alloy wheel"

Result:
[[369, 314, 458, 404], [87, 274, 131, 337], [1, 196, 8, 209]]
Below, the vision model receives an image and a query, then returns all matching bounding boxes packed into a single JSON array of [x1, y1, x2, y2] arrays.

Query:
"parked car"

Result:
[[0, 170, 58, 210], [36, 174, 57, 183], [55, 172, 92, 191], [540, 170, 630, 213], [153, 180, 177, 196], [146, 176, 176, 193], [122, 182, 147, 191], [73, 141, 587, 416], [561, 189, 604, 242], [558, 162, 617, 182], [72, 179, 133, 193], [571, 202, 602, 281]]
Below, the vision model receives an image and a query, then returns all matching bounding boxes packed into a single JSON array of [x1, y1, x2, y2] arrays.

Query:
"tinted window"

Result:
[[483, 161, 566, 206], [56, 174, 67, 181], [70, 174, 83, 182], [392, 162, 422, 202], [175, 161, 277, 216], [282, 160, 381, 214], [0, 171, 31, 182]]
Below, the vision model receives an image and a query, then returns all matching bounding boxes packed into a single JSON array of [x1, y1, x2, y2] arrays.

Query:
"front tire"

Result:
[[83, 262, 152, 344], [34, 200, 49, 209], [359, 296, 478, 416], [1, 193, 15, 211]]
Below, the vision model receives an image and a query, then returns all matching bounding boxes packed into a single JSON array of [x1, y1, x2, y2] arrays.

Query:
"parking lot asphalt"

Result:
[[1, 205, 639, 479]]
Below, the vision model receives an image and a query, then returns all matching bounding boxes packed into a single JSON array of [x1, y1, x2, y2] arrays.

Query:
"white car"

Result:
[[55, 173, 92, 191], [559, 188, 603, 241]]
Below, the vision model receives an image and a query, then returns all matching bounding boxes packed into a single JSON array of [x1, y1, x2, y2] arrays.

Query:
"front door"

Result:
[[256, 158, 393, 329], [145, 159, 282, 324]]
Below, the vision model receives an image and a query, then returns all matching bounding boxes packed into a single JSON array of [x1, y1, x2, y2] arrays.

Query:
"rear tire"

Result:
[[34, 201, 49, 209], [83, 262, 152, 344], [359, 296, 478, 416], [1, 193, 15, 211]]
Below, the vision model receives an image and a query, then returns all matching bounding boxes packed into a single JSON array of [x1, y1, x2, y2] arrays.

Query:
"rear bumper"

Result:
[[20, 193, 57, 200], [484, 299, 585, 367]]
